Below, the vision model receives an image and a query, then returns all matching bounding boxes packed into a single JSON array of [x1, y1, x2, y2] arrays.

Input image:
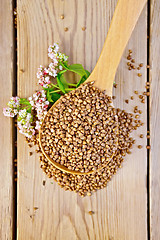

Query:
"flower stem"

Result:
[[50, 90, 61, 93], [51, 84, 59, 89], [68, 83, 77, 87], [65, 88, 76, 92]]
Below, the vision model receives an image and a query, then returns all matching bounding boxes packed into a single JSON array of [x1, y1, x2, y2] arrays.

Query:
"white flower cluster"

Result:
[[47, 62, 60, 78], [37, 65, 51, 88], [3, 91, 50, 138], [48, 43, 68, 70], [28, 90, 49, 130], [4, 43, 70, 139], [17, 109, 35, 138], [37, 43, 68, 88], [3, 96, 20, 117]]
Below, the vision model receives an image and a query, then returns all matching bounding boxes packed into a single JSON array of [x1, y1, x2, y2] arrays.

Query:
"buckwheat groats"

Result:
[[38, 104, 138, 197], [38, 82, 143, 196], [40, 82, 119, 173]]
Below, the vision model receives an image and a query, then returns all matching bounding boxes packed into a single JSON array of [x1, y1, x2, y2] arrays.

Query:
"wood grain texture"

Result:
[[0, 0, 14, 239], [150, 0, 160, 239], [17, 0, 148, 239]]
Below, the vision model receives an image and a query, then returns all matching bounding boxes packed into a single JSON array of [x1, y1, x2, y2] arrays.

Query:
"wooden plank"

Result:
[[0, 0, 14, 239], [150, 0, 160, 239], [17, 0, 147, 239]]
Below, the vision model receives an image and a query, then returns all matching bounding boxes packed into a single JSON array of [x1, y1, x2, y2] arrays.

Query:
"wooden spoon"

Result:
[[85, 0, 147, 95], [39, 0, 147, 175]]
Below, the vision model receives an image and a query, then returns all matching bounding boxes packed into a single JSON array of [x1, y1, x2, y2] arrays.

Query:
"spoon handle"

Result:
[[87, 0, 147, 95]]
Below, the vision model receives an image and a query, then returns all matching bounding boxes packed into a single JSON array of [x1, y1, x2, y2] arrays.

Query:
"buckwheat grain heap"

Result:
[[40, 82, 118, 173], [38, 105, 139, 197], [38, 82, 143, 197]]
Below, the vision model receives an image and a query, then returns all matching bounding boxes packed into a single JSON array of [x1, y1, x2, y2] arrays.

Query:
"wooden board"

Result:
[[0, 0, 14, 239], [17, 0, 148, 239], [150, 0, 160, 239]]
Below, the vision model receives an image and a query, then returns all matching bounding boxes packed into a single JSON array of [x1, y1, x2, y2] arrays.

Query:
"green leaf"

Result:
[[60, 62, 87, 77], [84, 69, 90, 78], [76, 70, 90, 87], [51, 92, 61, 102], [20, 98, 27, 101], [59, 73, 68, 88], [68, 64, 87, 76], [76, 76, 86, 88], [26, 106, 32, 113], [60, 61, 91, 79], [20, 98, 30, 105], [47, 90, 54, 102], [47, 88, 61, 103], [57, 76, 65, 93]]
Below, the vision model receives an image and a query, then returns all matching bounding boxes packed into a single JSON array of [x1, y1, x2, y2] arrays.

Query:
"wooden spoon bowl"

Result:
[[39, 86, 119, 175], [39, 0, 147, 175]]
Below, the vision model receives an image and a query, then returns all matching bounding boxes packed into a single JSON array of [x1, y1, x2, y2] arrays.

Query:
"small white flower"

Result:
[[29, 100, 34, 106], [63, 55, 68, 61], [19, 109, 27, 118], [3, 107, 16, 117], [35, 121, 41, 130], [29, 90, 49, 123], [59, 65, 63, 70], [14, 109, 18, 115], [53, 58, 58, 66], [37, 65, 51, 87], [17, 110, 35, 138], [48, 45, 52, 53], [54, 43, 59, 53], [47, 43, 68, 73]]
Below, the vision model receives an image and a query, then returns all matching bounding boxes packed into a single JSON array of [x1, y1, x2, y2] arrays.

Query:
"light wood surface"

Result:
[[0, 0, 14, 239], [39, 0, 146, 176], [87, 0, 147, 96], [150, 0, 160, 239], [17, 1, 148, 239]]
